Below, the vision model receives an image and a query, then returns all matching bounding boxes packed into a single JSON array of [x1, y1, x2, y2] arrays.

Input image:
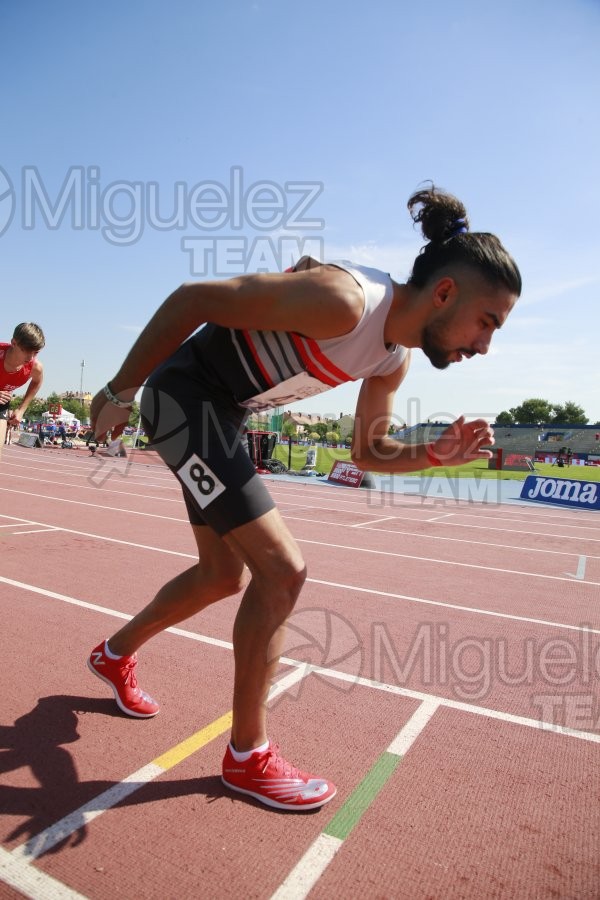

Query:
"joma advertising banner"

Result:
[[520, 476, 600, 510]]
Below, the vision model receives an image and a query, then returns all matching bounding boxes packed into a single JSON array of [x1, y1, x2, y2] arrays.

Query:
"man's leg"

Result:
[[107, 524, 247, 656], [89, 501, 336, 809], [88, 524, 247, 716], [0, 418, 7, 458], [221, 507, 306, 751], [218, 506, 336, 810], [104, 504, 306, 749]]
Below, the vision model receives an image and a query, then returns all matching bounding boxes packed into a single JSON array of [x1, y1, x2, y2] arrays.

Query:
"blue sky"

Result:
[[1, 0, 599, 424]]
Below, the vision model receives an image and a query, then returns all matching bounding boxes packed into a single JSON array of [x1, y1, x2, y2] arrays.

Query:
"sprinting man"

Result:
[[88, 185, 521, 811], [0, 323, 45, 455]]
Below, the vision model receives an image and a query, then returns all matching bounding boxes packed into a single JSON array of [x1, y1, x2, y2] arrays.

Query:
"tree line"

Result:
[[495, 399, 598, 426], [10, 392, 598, 429], [9, 392, 141, 427]]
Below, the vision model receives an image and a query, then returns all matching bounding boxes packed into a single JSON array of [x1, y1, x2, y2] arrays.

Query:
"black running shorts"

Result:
[[140, 343, 275, 537]]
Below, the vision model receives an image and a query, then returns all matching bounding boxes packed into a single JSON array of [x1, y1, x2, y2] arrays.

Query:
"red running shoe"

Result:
[[222, 742, 336, 810], [87, 640, 159, 718]]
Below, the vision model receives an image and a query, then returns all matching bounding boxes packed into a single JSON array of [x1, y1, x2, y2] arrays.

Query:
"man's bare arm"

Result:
[[10, 361, 44, 424], [352, 356, 494, 473], [92, 266, 363, 438]]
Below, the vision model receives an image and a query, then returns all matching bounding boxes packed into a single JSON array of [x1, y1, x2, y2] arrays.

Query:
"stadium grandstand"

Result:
[[393, 423, 600, 469]]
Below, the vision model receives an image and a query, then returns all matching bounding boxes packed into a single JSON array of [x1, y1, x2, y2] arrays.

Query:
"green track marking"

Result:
[[325, 751, 401, 841]]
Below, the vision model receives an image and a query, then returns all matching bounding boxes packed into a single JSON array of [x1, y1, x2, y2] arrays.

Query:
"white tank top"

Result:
[[225, 259, 408, 411]]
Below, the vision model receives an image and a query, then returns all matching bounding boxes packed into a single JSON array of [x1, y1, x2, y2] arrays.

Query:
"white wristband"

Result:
[[103, 382, 132, 409]]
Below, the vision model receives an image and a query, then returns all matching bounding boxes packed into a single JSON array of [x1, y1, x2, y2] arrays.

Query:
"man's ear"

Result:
[[432, 276, 457, 309]]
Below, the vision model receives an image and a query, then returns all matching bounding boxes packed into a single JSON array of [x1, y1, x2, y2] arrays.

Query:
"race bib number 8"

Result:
[[177, 453, 226, 509]]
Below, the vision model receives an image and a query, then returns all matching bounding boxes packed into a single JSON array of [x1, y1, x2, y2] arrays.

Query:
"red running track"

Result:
[[0, 444, 599, 898]]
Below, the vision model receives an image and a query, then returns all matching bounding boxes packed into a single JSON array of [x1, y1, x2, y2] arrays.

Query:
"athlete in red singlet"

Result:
[[0, 323, 45, 452]]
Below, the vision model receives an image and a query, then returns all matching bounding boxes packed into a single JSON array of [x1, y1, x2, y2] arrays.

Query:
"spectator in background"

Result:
[[0, 323, 45, 458], [4, 422, 17, 445]]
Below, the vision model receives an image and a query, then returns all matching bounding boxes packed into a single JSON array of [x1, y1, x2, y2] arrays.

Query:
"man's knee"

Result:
[[227, 511, 307, 605], [199, 564, 248, 602], [253, 555, 307, 605]]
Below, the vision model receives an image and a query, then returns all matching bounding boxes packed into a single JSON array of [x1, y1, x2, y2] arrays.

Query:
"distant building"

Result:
[[60, 390, 93, 407], [283, 411, 330, 436], [281, 410, 356, 440]]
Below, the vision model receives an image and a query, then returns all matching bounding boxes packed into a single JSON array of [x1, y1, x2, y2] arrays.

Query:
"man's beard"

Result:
[[421, 321, 452, 370]]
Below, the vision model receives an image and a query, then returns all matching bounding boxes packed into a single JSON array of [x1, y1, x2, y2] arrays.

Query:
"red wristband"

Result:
[[425, 443, 443, 467]]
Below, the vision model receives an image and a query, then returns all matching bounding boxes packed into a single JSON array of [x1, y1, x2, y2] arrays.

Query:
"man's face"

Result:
[[421, 285, 517, 370], [10, 340, 39, 365]]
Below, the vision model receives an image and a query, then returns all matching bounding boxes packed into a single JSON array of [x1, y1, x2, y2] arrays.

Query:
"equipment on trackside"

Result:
[[245, 430, 287, 475]]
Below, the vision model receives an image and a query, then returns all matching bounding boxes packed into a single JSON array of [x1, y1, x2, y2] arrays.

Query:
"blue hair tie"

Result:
[[450, 218, 468, 237]]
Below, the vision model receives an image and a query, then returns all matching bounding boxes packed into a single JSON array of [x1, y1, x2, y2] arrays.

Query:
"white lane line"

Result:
[[10, 763, 164, 862], [0, 522, 60, 535], [262, 494, 600, 534], [2, 561, 598, 638], [1, 471, 183, 504], [0, 576, 232, 650], [10, 666, 307, 863], [278, 496, 594, 529], [297, 538, 600, 586], [0, 846, 87, 900], [308, 577, 600, 634], [3, 456, 175, 480], [285, 512, 600, 544], [3, 486, 598, 551], [0, 496, 600, 559], [431, 508, 600, 528], [0, 487, 188, 522], [7, 527, 61, 536], [1, 571, 598, 892], [2, 575, 600, 741], [301, 525, 600, 560], [400, 516, 600, 538], [3, 460, 177, 488], [565, 555, 588, 580], [0, 573, 334, 662], [4, 453, 596, 525], [271, 699, 440, 900], [351, 516, 396, 527], [386, 697, 440, 755], [308, 665, 600, 742], [2, 514, 597, 593], [271, 834, 343, 900], [0, 514, 195, 557]]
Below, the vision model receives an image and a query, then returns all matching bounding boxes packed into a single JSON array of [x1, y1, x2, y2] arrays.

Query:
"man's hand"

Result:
[[430, 416, 494, 466], [90, 389, 132, 441], [0, 390, 12, 405]]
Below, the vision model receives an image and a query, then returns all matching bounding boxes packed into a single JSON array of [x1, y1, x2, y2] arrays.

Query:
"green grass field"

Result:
[[272, 443, 600, 483]]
